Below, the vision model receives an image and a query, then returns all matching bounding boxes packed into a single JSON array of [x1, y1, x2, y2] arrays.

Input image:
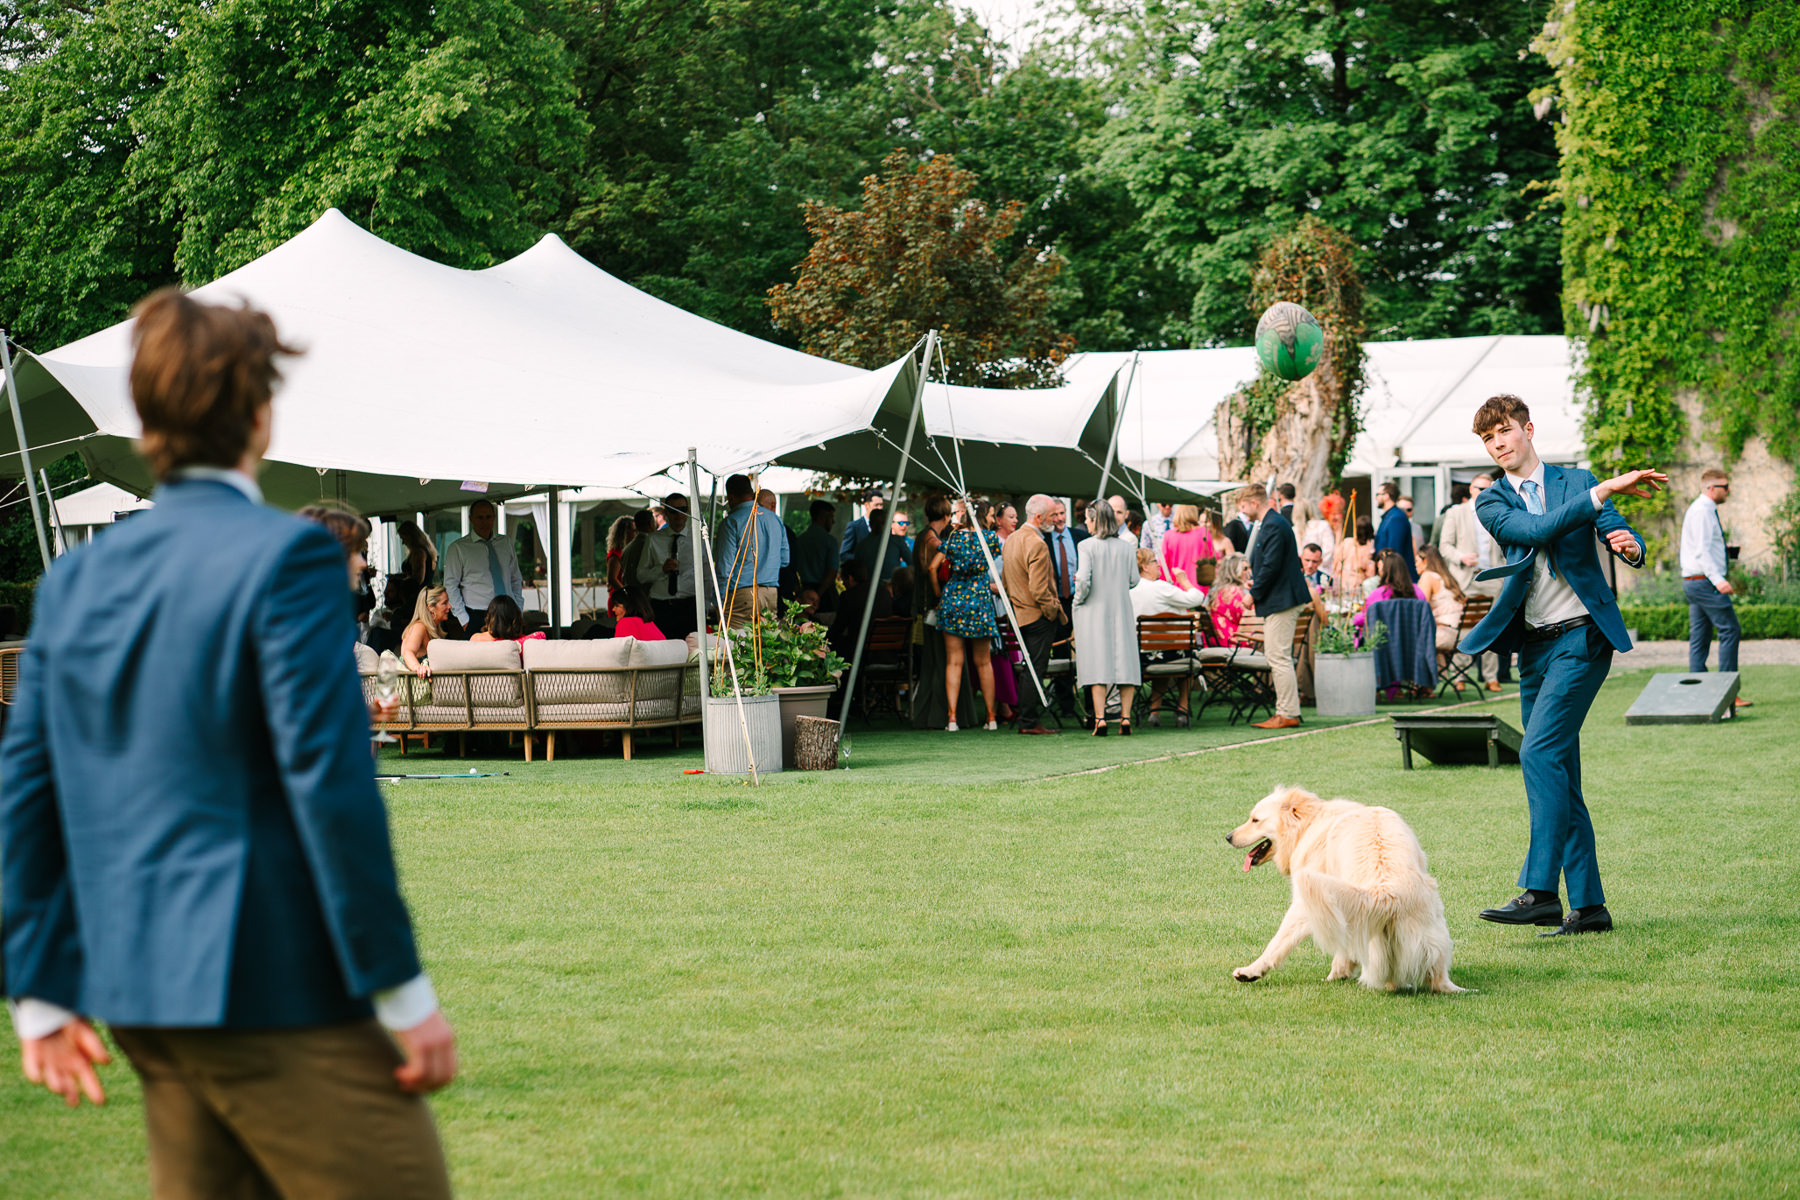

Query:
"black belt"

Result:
[[1523, 615, 1592, 643]]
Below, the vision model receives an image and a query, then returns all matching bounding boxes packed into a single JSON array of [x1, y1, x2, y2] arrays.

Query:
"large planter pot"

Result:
[[703, 694, 784, 775], [772, 684, 837, 768], [1314, 651, 1378, 717]]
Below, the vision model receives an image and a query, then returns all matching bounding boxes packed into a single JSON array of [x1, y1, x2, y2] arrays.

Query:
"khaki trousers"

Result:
[[1263, 603, 1304, 718], [723, 585, 779, 629], [112, 1021, 451, 1200]]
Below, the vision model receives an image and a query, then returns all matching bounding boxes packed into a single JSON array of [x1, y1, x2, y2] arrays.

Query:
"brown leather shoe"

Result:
[[1253, 715, 1301, 730], [1019, 725, 1058, 735], [1485, 681, 1503, 692], [1735, 696, 1753, 708]]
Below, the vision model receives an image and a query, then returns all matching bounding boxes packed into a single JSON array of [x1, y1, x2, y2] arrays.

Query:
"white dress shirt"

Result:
[[1679, 493, 1729, 588], [1130, 577, 1207, 619], [635, 524, 696, 601], [1504, 462, 1601, 629], [443, 532, 524, 625]]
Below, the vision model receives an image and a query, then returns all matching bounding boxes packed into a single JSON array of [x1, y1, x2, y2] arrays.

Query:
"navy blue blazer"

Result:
[[1374, 505, 1417, 579], [1248, 510, 1312, 616], [1458, 465, 1643, 656], [1, 480, 422, 1028]]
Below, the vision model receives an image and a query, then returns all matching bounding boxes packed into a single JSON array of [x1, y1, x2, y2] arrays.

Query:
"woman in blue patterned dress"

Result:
[[938, 499, 1003, 731]]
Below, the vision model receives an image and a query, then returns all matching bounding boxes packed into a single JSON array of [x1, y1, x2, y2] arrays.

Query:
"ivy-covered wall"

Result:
[[1536, 0, 1799, 567]]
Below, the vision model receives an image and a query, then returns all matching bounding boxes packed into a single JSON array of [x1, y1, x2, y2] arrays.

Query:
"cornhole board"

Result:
[[1391, 713, 1523, 770], [1625, 672, 1739, 725]]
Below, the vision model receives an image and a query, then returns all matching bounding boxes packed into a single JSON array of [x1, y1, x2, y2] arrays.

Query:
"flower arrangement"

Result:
[[1317, 602, 1389, 655]]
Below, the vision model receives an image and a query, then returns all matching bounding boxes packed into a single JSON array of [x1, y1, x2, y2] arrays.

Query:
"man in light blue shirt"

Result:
[[716, 473, 789, 628]]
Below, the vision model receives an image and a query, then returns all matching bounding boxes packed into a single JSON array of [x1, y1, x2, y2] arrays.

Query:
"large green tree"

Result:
[[0, 0, 585, 348], [1092, 0, 1562, 346]]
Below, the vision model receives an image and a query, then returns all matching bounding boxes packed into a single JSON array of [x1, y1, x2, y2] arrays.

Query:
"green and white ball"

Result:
[[1255, 301, 1325, 382]]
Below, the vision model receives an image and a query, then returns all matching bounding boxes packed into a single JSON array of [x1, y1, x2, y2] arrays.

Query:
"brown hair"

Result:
[[297, 503, 370, 562], [1375, 549, 1416, 599], [1239, 483, 1268, 505], [1700, 467, 1729, 485], [1377, 481, 1400, 503], [129, 288, 299, 480], [1417, 543, 1464, 601], [1137, 547, 1158, 576], [1471, 393, 1531, 437], [923, 492, 953, 523]]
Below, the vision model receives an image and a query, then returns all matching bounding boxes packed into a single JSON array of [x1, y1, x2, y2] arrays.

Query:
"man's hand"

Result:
[[21, 1019, 110, 1108], [1603, 529, 1641, 558], [1717, 580, 1736, 596], [1596, 468, 1669, 502], [370, 695, 401, 723], [392, 1010, 457, 1095], [662, 558, 679, 574], [1460, 553, 1477, 567]]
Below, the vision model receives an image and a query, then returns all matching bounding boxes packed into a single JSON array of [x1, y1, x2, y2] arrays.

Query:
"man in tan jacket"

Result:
[[1002, 494, 1066, 734]]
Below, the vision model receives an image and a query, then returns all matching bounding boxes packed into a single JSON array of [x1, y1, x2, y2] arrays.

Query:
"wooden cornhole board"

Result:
[[1391, 713, 1523, 770], [1625, 672, 1739, 725]]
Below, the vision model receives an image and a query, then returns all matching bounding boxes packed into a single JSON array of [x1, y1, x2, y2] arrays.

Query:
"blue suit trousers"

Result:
[[1683, 578, 1739, 673], [1516, 623, 1613, 909]]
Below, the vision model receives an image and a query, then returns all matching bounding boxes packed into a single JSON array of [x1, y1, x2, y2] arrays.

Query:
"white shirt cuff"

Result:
[[1588, 486, 1604, 510], [372, 974, 439, 1032], [1707, 572, 1728, 589], [9, 998, 77, 1041]]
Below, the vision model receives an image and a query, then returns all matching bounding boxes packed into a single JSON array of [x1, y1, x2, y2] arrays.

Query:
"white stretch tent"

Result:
[[1064, 335, 1586, 485], [0, 209, 1202, 512]]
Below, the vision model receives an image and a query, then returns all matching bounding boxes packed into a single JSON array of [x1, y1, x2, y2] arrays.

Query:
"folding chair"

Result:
[[1436, 593, 1493, 696], [853, 615, 914, 724], [1136, 613, 1201, 725]]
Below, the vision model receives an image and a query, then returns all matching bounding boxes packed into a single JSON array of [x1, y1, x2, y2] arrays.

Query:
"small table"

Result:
[[1391, 713, 1523, 770]]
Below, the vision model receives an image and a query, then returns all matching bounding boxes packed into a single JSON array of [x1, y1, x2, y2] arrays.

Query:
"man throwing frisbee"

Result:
[[1458, 394, 1664, 938]]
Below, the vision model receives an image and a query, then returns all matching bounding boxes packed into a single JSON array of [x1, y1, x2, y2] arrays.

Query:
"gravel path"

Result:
[[1614, 639, 1800, 668]]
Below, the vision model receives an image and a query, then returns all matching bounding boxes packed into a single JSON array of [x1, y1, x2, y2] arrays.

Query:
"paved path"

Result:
[[1614, 639, 1800, 668]]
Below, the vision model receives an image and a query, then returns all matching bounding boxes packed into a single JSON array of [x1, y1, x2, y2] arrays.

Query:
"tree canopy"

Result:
[[1, 0, 1563, 356]]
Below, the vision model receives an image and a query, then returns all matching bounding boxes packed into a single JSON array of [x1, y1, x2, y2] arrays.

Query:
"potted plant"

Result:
[[703, 637, 783, 776], [759, 600, 849, 766], [1313, 606, 1387, 717]]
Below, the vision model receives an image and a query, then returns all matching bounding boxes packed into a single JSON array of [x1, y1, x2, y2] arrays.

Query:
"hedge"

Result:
[[1620, 604, 1800, 641]]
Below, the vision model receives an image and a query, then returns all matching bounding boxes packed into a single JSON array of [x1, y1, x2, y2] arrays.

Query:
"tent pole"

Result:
[[0, 331, 53, 571], [694, 489, 761, 784], [686, 449, 714, 763], [546, 486, 561, 637], [40, 468, 68, 556], [837, 330, 933, 760], [1094, 351, 1139, 505], [929, 337, 1048, 712]]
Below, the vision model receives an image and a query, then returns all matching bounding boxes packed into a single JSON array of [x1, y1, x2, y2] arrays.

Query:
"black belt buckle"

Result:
[[1528, 615, 1590, 643]]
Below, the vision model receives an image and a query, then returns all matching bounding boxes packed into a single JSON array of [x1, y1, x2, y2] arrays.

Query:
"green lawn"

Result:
[[5, 666, 1798, 1197]]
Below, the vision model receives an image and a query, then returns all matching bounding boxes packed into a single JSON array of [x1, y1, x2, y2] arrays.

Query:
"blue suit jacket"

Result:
[[1458, 465, 1643, 656], [1374, 505, 1417, 579], [1, 480, 422, 1028], [1248, 510, 1312, 616]]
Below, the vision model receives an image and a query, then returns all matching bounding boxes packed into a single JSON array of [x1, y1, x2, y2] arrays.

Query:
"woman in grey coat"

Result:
[[1072, 499, 1141, 735]]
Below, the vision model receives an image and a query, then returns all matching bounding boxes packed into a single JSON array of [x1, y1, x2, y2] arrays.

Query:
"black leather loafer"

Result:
[[1478, 894, 1563, 926], [1539, 906, 1613, 937]]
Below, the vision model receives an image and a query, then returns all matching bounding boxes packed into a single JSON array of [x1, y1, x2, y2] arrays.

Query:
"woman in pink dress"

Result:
[[1159, 504, 1213, 587], [607, 588, 665, 641], [1205, 553, 1252, 644]]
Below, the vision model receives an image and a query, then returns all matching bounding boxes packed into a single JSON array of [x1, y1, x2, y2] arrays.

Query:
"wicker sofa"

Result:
[[356, 637, 700, 760]]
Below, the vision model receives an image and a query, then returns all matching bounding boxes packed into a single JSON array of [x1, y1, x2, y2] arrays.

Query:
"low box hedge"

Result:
[[1620, 603, 1800, 641]]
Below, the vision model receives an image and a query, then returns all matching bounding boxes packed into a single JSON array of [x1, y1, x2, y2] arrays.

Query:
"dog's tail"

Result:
[[1294, 869, 1452, 993]]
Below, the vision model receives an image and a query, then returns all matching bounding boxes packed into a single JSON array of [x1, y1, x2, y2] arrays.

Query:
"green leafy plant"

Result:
[[1317, 609, 1388, 656], [709, 600, 846, 696]]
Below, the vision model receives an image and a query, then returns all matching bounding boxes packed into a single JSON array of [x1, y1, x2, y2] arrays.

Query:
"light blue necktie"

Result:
[[485, 539, 509, 602], [1521, 480, 1556, 579]]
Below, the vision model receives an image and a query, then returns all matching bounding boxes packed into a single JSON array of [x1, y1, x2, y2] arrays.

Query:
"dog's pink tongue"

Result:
[[1243, 850, 1255, 873]]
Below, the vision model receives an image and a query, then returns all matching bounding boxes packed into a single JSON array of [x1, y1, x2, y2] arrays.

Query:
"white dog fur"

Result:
[[1226, 786, 1466, 993]]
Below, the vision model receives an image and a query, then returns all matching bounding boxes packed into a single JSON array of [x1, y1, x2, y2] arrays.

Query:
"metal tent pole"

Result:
[[1094, 350, 1140, 504], [546, 486, 562, 636], [0, 331, 53, 571], [687, 449, 711, 712], [836, 330, 934, 758]]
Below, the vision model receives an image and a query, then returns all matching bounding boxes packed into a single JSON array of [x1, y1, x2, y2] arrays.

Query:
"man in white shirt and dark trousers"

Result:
[[443, 498, 523, 637], [638, 493, 698, 640], [1459, 394, 1661, 939], [1680, 468, 1750, 706]]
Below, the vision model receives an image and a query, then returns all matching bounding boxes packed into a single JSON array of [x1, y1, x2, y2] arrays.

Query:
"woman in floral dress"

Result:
[[937, 500, 1003, 731]]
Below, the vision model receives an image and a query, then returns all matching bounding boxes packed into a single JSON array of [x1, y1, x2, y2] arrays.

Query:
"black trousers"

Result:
[[1015, 618, 1058, 729], [1049, 613, 1076, 712], [462, 608, 486, 639]]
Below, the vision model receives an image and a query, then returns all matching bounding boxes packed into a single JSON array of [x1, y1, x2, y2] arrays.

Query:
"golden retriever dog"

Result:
[[1226, 786, 1466, 994]]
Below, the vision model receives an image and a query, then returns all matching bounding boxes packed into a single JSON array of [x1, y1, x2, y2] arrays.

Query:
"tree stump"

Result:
[[792, 716, 841, 771]]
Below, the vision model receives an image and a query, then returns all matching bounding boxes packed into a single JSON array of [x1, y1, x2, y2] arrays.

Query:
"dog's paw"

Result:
[[1324, 957, 1356, 982], [1232, 966, 1263, 983]]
